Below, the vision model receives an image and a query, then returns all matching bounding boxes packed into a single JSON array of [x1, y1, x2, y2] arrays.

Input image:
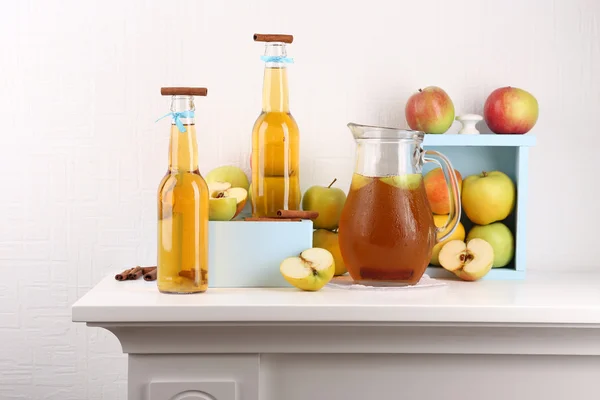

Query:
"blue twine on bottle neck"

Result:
[[155, 110, 195, 133], [261, 55, 294, 63]]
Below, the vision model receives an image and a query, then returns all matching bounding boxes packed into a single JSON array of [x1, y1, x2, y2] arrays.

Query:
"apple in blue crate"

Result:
[[461, 171, 515, 225], [405, 86, 455, 134], [467, 222, 515, 268], [438, 238, 494, 281], [279, 247, 335, 291], [301, 178, 347, 231], [484, 86, 539, 134]]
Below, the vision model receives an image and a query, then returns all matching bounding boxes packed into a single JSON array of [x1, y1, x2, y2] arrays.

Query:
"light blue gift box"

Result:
[[207, 220, 313, 288]]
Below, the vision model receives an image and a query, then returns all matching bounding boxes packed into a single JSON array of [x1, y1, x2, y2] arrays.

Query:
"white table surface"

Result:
[[71, 271, 600, 325]]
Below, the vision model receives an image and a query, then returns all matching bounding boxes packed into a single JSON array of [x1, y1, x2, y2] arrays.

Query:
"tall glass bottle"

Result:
[[251, 33, 301, 217], [157, 87, 209, 294]]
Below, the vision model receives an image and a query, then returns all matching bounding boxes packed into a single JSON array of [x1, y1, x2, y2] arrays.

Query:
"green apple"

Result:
[[438, 238, 494, 281], [301, 179, 347, 231], [279, 247, 335, 291], [208, 182, 248, 221], [461, 171, 515, 225], [208, 196, 237, 221], [313, 229, 347, 276], [466, 222, 515, 268], [205, 165, 250, 191]]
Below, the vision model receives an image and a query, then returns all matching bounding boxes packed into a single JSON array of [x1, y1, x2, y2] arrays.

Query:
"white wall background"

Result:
[[0, 0, 598, 398]]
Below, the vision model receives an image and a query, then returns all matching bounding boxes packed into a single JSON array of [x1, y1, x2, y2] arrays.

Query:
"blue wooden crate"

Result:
[[422, 133, 536, 280], [207, 220, 313, 288]]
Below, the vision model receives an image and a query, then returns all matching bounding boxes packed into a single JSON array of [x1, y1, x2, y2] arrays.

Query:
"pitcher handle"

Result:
[[423, 150, 462, 242]]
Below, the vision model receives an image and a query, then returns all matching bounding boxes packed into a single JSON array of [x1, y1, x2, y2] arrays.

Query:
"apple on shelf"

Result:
[[484, 86, 539, 134], [313, 229, 347, 276], [208, 182, 248, 221], [430, 215, 465, 267], [467, 222, 515, 268], [279, 247, 335, 291], [301, 178, 347, 231], [206, 165, 250, 191], [405, 86, 455, 134], [438, 238, 494, 281], [205, 165, 250, 221]]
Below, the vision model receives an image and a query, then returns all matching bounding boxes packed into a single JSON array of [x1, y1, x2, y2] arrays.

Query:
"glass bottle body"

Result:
[[251, 43, 301, 217], [157, 96, 209, 294]]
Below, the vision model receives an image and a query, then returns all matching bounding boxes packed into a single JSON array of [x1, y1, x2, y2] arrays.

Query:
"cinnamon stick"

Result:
[[244, 217, 302, 222], [253, 33, 293, 44], [115, 267, 135, 281], [143, 268, 157, 281], [276, 210, 319, 219], [141, 266, 156, 274], [127, 266, 143, 280], [161, 87, 208, 96]]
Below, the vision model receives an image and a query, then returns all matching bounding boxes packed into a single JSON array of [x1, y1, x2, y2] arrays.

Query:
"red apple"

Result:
[[405, 86, 455, 134], [424, 168, 463, 215], [484, 86, 539, 134]]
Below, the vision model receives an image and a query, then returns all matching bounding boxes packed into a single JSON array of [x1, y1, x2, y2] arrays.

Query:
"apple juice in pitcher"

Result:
[[251, 33, 301, 217], [338, 123, 462, 285], [156, 87, 210, 294]]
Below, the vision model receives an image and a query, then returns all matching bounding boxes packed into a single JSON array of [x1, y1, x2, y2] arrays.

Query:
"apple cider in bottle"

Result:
[[251, 33, 301, 217], [156, 87, 210, 294]]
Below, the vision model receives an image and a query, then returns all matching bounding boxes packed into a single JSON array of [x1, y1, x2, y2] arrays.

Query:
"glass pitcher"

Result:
[[338, 123, 461, 286]]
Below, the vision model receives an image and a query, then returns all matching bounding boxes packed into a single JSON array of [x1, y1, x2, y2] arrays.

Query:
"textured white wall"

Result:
[[0, 0, 599, 398]]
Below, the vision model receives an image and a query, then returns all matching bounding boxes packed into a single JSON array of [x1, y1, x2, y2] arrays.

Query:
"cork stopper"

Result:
[[253, 33, 293, 44], [161, 87, 208, 96]]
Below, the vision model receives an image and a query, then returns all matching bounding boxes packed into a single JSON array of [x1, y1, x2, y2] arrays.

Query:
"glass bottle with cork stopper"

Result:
[[251, 33, 301, 217], [156, 87, 210, 294]]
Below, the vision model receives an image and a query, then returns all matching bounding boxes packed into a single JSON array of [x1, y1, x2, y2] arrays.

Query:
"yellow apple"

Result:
[[430, 215, 465, 266], [280, 248, 335, 291], [312, 229, 347, 276], [205, 165, 250, 191], [301, 178, 347, 230], [438, 238, 494, 281], [461, 171, 515, 225]]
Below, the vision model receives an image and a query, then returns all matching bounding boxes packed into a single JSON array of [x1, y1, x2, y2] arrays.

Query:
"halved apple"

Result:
[[208, 184, 248, 220], [438, 238, 494, 281], [225, 187, 248, 217], [280, 248, 335, 291], [209, 196, 237, 221], [207, 181, 231, 196]]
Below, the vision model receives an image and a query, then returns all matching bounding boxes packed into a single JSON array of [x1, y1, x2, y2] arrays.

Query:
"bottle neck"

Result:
[[168, 96, 198, 172], [262, 43, 290, 113]]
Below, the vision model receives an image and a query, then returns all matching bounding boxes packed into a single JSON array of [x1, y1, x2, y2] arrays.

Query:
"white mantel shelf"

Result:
[[72, 271, 600, 326], [72, 272, 600, 400]]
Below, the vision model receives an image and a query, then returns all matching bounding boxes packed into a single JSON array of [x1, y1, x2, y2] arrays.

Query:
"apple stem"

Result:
[[418, 88, 422, 92], [327, 178, 337, 188], [481, 171, 488, 177]]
